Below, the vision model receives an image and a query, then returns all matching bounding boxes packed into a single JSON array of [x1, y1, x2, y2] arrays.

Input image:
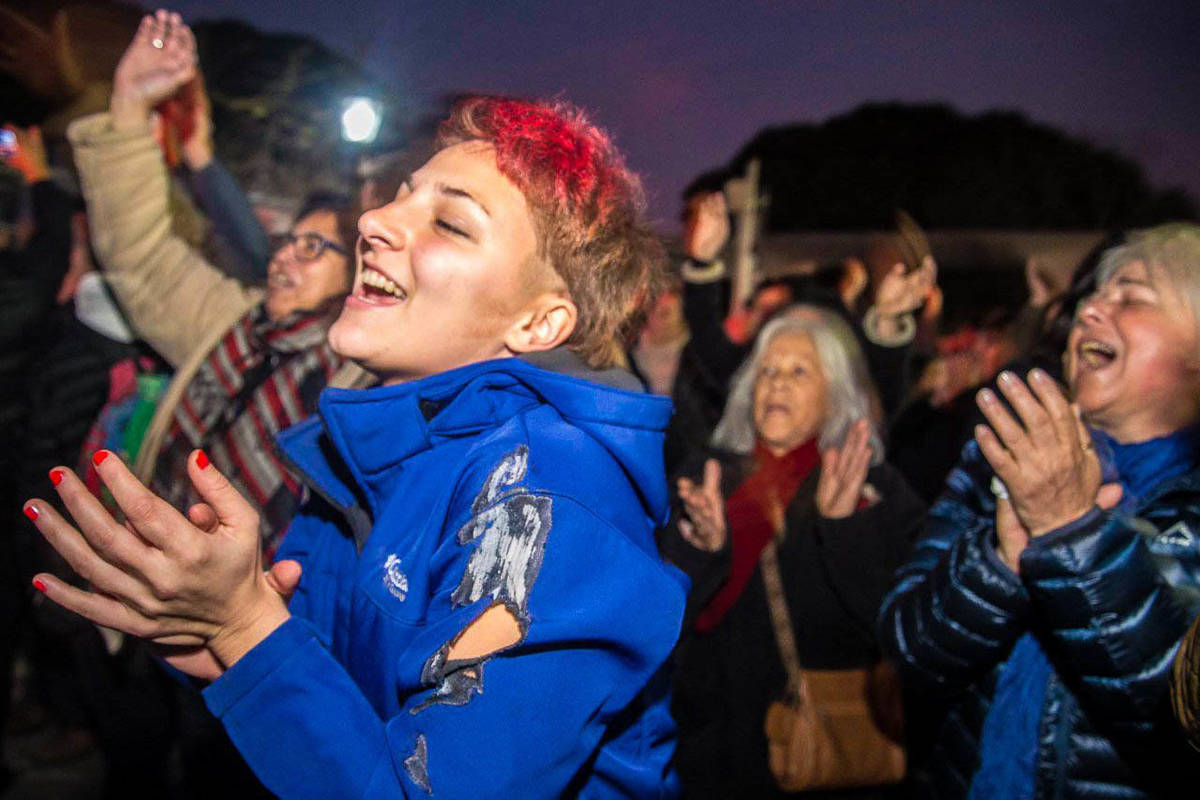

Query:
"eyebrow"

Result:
[[1114, 274, 1154, 288], [435, 182, 491, 218]]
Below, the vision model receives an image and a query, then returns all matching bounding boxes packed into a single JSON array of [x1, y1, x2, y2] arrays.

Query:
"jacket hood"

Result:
[[277, 354, 674, 526]]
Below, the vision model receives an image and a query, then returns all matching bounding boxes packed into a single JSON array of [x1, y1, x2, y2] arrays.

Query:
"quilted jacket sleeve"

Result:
[[877, 440, 1033, 693], [1019, 486, 1200, 772]]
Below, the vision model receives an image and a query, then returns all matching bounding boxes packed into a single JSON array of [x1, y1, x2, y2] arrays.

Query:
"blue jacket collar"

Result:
[[276, 355, 673, 524]]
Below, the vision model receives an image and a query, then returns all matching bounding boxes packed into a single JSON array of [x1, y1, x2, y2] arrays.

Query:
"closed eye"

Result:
[[436, 219, 470, 237]]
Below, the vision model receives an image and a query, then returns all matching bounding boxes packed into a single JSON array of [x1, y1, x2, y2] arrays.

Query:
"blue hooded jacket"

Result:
[[202, 355, 688, 798]]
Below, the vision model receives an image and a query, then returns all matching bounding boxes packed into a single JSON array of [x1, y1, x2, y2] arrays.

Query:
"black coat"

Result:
[[661, 455, 926, 799]]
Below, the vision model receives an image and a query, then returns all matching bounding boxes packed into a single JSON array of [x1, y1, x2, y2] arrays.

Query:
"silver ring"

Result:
[[151, 37, 164, 49]]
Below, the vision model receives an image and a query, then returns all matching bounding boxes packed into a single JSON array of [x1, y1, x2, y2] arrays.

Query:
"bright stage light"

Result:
[[341, 97, 381, 143]]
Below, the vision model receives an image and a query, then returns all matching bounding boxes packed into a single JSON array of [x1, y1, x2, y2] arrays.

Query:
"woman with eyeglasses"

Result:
[[68, 25, 366, 555]]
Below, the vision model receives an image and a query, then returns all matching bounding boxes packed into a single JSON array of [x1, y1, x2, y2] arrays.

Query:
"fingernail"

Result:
[[998, 371, 1015, 384], [23, 504, 38, 521], [32, 578, 46, 593], [977, 388, 996, 404], [49, 468, 64, 486], [92, 450, 109, 466], [1029, 368, 1048, 383], [196, 450, 210, 470]]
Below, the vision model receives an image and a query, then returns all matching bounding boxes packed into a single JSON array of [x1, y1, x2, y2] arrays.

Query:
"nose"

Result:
[[358, 201, 407, 251], [1075, 289, 1111, 326], [270, 235, 296, 264]]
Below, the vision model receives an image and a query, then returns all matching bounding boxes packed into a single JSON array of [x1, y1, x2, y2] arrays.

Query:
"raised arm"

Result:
[[181, 76, 272, 282], [67, 11, 258, 367]]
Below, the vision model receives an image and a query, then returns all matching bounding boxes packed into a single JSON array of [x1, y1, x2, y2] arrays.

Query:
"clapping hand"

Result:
[[974, 369, 1123, 567], [677, 459, 727, 552], [25, 450, 292, 678], [111, 10, 197, 130], [816, 418, 873, 519]]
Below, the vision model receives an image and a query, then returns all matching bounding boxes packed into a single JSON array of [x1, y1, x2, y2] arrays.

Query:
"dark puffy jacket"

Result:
[[878, 439, 1200, 799]]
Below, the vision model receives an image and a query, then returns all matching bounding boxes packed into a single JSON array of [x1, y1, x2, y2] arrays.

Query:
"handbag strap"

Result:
[[761, 539, 808, 703]]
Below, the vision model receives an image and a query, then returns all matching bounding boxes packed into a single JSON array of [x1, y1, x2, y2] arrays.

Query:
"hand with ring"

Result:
[[973, 369, 1123, 560], [110, 9, 197, 131]]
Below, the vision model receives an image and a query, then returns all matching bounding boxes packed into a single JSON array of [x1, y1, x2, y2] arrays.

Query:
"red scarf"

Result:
[[694, 438, 820, 633]]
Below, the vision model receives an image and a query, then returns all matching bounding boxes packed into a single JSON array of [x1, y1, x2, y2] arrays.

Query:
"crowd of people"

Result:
[[4, 8, 1200, 799]]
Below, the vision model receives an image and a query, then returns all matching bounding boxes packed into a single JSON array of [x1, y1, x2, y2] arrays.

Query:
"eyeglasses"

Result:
[[272, 232, 348, 262]]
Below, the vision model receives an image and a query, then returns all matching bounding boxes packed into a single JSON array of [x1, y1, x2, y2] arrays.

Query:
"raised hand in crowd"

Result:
[[816, 418, 873, 519], [683, 191, 731, 262], [110, 9, 197, 131], [2, 124, 50, 185], [1025, 256, 1059, 310], [27, 450, 294, 680], [870, 254, 937, 340], [677, 458, 727, 552], [974, 369, 1123, 565]]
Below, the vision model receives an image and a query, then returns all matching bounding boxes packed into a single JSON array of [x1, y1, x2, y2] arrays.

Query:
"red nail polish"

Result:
[[23, 504, 38, 521], [93, 450, 109, 466], [196, 450, 210, 470], [49, 468, 64, 486], [32, 578, 46, 593]]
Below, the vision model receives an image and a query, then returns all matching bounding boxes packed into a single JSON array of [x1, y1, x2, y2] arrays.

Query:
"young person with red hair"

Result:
[[27, 11, 687, 798]]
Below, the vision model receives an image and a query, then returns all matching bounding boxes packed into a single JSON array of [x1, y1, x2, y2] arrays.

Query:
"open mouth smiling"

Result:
[[267, 269, 296, 289], [1077, 338, 1117, 370], [357, 265, 408, 302]]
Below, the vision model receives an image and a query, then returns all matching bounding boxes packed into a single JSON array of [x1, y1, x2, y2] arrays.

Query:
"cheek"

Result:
[[1136, 340, 1197, 391]]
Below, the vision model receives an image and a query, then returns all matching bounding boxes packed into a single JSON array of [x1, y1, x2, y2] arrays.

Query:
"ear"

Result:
[[504, 291, 578, 355]]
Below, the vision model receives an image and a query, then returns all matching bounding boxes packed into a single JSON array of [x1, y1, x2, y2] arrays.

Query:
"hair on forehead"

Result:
[[1096, 223, 1200, 318], [711, 305, 884, 462], [434, 95, 666, 369]]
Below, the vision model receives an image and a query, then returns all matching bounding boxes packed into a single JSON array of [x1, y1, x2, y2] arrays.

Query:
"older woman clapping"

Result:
[[879, 224, 1200, 799], [661, 306, 925, 799]]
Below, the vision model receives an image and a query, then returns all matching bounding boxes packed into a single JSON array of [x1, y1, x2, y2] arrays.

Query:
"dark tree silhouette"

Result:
[[192, 19, 416, 203], [725, 103, 1196, 231]]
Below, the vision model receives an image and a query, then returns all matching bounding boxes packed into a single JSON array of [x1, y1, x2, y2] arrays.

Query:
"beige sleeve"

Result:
[[68, 112, 261, 368]]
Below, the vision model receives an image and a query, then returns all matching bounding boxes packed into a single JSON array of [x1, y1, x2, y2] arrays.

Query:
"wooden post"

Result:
[[725, 158, 762, 309]]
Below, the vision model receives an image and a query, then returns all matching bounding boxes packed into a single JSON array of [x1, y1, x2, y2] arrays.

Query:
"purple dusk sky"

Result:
[[169, 0, 1200, 230]]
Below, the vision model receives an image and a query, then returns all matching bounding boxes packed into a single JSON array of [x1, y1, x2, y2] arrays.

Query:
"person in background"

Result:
[[68, 11, 366, 557], [64, 12, 366, 793], [0, 122, 77, 788], [666, 188, 936, 472], [630, 270, 690, 395], [660, 307, 924, 799], [879, 223, 1200, 798], [27, 12, 688, 798]]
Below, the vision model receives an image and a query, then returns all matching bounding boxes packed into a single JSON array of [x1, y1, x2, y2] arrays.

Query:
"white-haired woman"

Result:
[[659, 305, 925, 799], [879, 223, 1200, 799]]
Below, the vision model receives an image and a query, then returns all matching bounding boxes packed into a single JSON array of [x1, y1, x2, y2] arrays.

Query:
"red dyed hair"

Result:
[[436, 96, 666, 368]]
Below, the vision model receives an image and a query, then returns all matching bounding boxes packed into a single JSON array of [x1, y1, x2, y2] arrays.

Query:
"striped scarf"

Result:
[[153, 300, 343, 558]]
